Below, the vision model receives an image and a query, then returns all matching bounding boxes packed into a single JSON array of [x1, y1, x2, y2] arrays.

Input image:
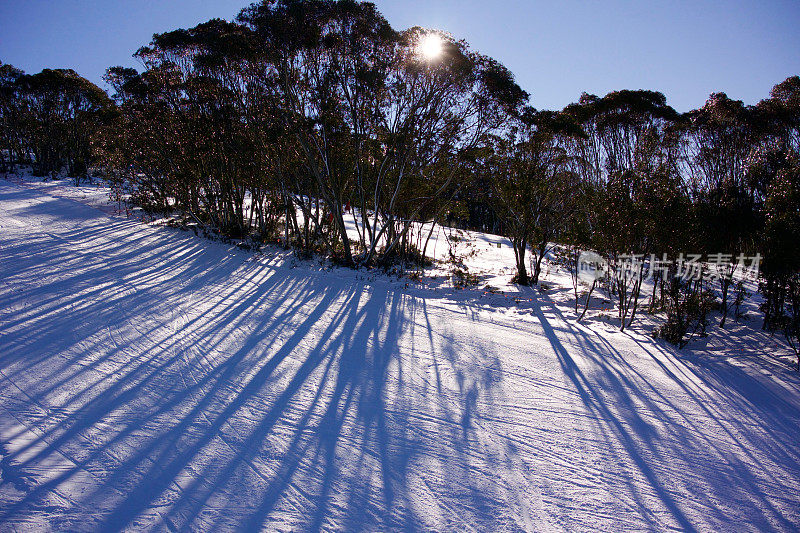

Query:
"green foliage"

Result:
[[654, 279, 717, 348], [760, 152, 800, 344], [0, 63, 111, 178], [452, 267, 480, 289]]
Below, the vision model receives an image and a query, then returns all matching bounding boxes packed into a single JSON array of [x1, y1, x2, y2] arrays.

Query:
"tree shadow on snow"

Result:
[[0, 188, 512, 531], [1, 186, 799, 531]]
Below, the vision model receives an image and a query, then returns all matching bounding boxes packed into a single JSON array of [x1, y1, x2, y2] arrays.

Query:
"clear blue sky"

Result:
[[1, 0, 798, 112]]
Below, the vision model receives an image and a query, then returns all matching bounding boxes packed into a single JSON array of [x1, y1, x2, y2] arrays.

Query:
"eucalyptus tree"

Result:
[[752, 77, 800, 336], [100, 64, 191, 215], [762, 76, 800, 153], [14, 68, 111, 179], [239, 0, 387, 263], [760, 151, 800, 366], [357, 28, 527, 265], [129, 19, 266, 235], [565, 90, 680, 329], [485, 109, 584, 285], [679, 94, 765, 327], [240, 0, 527, 265], [102, 19, 286, 233], [0, 61, 26, 172]]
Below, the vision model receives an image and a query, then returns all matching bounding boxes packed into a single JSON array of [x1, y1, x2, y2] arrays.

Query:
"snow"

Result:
[[1, 176, 799, 531]]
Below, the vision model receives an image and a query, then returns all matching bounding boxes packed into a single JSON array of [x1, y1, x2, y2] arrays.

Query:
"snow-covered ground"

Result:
[[1, 176, 799, 531]]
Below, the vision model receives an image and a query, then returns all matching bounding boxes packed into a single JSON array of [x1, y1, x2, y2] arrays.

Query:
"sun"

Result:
[[418, 33, 444, 60]]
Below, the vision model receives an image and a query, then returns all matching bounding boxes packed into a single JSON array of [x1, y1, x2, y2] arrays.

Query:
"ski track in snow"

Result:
[[1, 180, 799, 532]]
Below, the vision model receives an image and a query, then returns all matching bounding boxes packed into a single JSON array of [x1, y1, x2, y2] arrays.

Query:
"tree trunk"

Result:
[[513, 236, 529, 285]]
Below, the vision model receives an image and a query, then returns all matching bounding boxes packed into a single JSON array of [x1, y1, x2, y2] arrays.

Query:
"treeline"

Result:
[[0, 64, 112, 180], [0, 0, 799, 361]]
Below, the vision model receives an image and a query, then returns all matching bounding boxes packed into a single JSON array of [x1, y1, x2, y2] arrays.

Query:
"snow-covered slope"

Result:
[[1, 179, 799, 531]]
